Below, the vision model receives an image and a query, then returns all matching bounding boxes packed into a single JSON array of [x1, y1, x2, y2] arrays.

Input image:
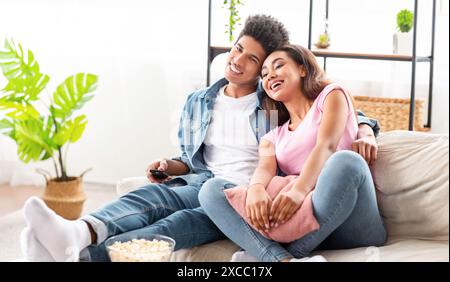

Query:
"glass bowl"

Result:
[[105, 233, 176, 262]]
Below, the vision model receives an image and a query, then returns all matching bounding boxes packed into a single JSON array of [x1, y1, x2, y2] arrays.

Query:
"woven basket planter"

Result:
[[42, 177, 86, 220], [354, 96, 428, 132]]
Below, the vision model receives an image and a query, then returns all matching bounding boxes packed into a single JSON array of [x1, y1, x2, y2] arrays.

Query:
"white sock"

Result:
[[20, 227, 54, 262], [290, 255, 327, 262], [24, 196, 92, 262], [230, 251, 259, 262]]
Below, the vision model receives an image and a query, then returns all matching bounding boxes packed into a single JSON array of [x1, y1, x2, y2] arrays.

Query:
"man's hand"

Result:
[[245, 184, 272, 233], [145, 159, 172, 183], [269, 189, 305, 227], [354, 123, 378, 165], [352, 135, 378, 165]]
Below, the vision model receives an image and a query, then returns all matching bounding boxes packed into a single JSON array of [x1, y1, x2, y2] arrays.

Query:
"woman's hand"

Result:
[[270, 189, 305, 227], [353, 124, 378, 165], [245, 184, 272, 232]]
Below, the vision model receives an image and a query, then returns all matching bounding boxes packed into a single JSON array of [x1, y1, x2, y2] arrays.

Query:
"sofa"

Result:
[[117, 130, 449, 262]]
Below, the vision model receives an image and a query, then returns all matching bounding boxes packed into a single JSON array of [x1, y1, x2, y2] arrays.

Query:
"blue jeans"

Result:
[[199, 151, 387, 262], [80, 177, 225, 261]]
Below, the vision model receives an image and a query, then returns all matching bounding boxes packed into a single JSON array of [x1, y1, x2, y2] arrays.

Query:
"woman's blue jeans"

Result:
[[199, 151, 387, 262]]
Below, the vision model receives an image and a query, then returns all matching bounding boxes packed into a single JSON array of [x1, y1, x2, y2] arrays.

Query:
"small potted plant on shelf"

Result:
[[0, 39, 98, 219], [393, 9, 414, 55], [315, 32, 330, 49], [315, 20, 330, 49]]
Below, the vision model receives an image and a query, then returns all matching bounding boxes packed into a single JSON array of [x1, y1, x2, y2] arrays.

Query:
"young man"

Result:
[[21, 15, 379, 261]]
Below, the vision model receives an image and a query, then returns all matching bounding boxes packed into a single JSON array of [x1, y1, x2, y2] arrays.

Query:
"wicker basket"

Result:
[[353, 96, 428, 132], [42, 177, 86, 220]]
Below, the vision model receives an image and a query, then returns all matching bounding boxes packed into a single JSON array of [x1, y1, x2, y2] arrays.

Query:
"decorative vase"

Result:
[[393, 32, 412, 55], [42, 177, 86, 220]]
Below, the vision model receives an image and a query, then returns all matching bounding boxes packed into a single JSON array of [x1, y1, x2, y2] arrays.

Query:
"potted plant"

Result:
[[315, 32, 330, 49], [0, 39, 98, 219], [393, 9, 414, 55], [314, 20, 330, 49]]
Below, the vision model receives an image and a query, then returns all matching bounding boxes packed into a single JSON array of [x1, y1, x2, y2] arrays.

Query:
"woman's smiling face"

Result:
[[261, 50, 305, 102]]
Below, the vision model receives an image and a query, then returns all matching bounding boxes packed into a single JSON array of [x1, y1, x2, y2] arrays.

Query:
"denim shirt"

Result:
[[171, 78, 380, 186]]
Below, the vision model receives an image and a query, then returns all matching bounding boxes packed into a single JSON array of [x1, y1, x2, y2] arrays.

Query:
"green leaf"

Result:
[[54, 115, 88, 146], [52, 73, 98, 121], [42, 116, 57, 151], [397, 9, 414, 33], [0, 118, 16, 140], [0, 39, 48, 101], [14, 119, 53, 163], [0, 118, 13, 130], [0, 39, 34, 79], [2, 73, 49, 101], [0, 98, 40, 120], [223, 0, 243, 43]]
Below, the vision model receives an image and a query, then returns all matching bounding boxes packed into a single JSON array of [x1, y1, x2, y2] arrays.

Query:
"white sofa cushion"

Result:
[[371, 130, 449, 241]]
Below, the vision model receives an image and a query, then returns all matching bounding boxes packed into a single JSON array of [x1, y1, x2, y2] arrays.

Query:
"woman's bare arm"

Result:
[[270, 90, 351, 225]]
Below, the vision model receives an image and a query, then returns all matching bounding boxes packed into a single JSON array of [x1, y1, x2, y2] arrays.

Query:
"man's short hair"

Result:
[[237, 14, 290, 56]]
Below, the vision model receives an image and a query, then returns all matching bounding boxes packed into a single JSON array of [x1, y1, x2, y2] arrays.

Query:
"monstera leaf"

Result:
[[0, 39, 49, 101], [2, 72, 49, 101], [14, 118, 54, 163], [52, 73, 98, 121], [54, 115, 88, 146], [0, 118, 14, 138], [0, 98, 40, 120]]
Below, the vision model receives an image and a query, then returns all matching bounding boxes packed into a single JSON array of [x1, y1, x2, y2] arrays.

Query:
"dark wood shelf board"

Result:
[[209, 46, 432, 63]]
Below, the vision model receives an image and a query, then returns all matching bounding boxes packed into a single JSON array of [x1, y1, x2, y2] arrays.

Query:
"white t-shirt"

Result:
[[203, 86, 259, 186]]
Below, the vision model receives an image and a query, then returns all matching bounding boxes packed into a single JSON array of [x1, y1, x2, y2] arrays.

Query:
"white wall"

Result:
[[0, 0, 448, 185], [0, 0, 208, 184]]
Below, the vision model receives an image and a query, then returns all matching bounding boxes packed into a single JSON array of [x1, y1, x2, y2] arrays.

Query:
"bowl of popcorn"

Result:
[[105, 234, 176, 262]]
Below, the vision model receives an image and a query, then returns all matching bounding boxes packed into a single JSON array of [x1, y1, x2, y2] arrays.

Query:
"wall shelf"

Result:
[[206, 0, 437, 130]]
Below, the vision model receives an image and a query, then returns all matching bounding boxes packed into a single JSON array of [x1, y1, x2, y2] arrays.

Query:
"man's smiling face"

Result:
[[224, 35, 266, 86]]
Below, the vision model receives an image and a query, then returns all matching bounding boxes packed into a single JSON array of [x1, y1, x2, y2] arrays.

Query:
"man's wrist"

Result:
[[357, 123, 376, 139], [167, 159, 190, 175]]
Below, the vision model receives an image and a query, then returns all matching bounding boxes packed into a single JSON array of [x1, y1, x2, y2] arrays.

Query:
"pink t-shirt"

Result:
[[262, 83, 358, 175], [223, 83, 358, 243]]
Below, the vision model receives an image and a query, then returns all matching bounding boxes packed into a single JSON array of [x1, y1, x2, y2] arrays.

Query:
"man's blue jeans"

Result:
[[80, 178, 225, 261], [199, 151, 387, 262]]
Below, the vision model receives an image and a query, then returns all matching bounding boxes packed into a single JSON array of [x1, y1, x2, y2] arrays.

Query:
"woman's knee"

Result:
[[329, 150, 366, 170], [325, 151, 369, 180], [314, 151, 371, 201], [198, 178, 228, 208]]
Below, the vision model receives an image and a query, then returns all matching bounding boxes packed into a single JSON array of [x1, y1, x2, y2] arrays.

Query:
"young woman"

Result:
[[199, 45, 387, 262]]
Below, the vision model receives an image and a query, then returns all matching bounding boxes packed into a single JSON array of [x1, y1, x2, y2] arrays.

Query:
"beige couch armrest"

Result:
[[116, 177, 150, 197]]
